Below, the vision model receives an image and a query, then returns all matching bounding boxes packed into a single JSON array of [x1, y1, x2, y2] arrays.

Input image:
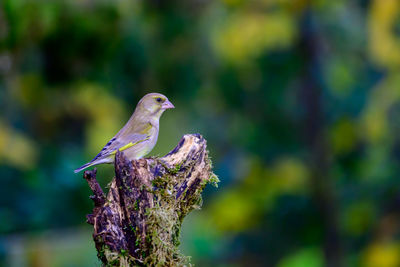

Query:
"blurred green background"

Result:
[[1, 0, 400, 266]]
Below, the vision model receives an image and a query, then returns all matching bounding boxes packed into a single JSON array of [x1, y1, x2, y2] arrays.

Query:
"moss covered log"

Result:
[[83, 134, 218, 266]]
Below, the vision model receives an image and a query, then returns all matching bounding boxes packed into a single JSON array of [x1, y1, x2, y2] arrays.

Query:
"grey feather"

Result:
[[74, 133, 148, 173]]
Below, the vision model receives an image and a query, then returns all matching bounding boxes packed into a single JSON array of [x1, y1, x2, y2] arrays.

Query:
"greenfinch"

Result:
[[74, 93, 174, 173]]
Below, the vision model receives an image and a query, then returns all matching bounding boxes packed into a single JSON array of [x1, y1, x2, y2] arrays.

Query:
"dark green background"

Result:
[[1, 0, 400, 266]]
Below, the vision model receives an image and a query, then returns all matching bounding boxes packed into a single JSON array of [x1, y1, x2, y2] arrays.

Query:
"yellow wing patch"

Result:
[[110, 137, 150, 155]]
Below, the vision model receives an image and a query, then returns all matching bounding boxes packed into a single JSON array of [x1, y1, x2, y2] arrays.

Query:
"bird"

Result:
[[74, 93, 174, 173]]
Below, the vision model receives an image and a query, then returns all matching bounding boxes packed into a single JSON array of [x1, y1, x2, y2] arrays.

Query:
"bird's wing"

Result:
[[91, 133, 150, 162]]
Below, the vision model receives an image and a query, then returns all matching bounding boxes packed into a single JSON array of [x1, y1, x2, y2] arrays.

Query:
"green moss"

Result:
[[98, 244, 106, 260], [152, 177, 167, 188], [168, 163, 182, 174], [158, 161, 182, 175], [129, 224, 136, 233], [208, 173, 220, 188], [140, 166, 192, 266], [104, 153, 216, 266]]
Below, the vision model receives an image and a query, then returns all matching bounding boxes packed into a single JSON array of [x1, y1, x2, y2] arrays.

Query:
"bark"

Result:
[[83, 134, 218, 267]]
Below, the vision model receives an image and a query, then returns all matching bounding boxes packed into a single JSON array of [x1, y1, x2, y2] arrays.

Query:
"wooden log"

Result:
[[83, 134, 218, 266]]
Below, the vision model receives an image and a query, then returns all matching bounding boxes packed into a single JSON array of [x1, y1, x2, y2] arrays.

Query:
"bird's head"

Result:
[[137, 93, 174, 116]]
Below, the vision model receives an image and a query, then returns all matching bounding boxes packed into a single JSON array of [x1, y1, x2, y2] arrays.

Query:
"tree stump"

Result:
[[83, 134, 218, 266]]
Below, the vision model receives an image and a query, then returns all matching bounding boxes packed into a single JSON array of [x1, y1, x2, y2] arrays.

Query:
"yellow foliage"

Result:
[[342, 201, 375, 236], [330, 118, 358, 155], [271, 157, 310, 194], [363, 242, 400, 267], [12, 74, 46, 108], [71, 83, 128, 156], [369, 0, 400, 69], [210, 190, 259, 232], [212, 11, 296, 64], [0, 119, 38, 169], [361, 74, 400, 144], [209, 157, 309, 233], [326, 59, 356, 97], [363, 110, 387, 144]]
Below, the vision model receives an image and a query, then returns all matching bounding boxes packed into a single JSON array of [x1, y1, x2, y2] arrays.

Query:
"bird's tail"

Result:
[[74, 162, 94, 173]]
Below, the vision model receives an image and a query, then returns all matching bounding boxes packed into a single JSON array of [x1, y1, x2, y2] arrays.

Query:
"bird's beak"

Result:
[[162, 100, 175, 109]]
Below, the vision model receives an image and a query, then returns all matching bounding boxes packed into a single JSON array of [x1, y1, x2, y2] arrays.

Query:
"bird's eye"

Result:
[[156, 97, 163, 103]]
